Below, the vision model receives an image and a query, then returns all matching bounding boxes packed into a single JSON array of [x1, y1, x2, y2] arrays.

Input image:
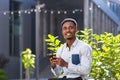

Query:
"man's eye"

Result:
[[70, 26, 74, 29], [63, 27, 67, 30]]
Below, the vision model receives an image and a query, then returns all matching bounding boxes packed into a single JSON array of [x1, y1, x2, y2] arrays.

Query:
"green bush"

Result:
[[77, 29, 120, 80], [21, 48, 35, 80], [0, 54, 8, 80], [0, 69, 7, 80], [45, 29, 120, 80]]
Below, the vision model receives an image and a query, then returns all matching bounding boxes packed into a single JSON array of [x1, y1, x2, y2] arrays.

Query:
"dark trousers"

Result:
[[48, 76, 82, 80]]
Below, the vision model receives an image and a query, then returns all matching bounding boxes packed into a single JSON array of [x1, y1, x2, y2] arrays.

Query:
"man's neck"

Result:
[[66, 38, 76, 49]]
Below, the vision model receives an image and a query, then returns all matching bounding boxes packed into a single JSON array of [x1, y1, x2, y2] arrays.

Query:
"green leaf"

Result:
[[21, 48, 35, 74]]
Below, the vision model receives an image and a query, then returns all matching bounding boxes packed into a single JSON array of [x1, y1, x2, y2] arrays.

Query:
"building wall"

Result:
[[92, 2, 117, 35], [90, 0, 119, 35], [0, 1, 9, 56], [108, 0, 120, 18], [0, 0, 36, 79], [108, 0, 120, 33], [102, 0, 120, 33]]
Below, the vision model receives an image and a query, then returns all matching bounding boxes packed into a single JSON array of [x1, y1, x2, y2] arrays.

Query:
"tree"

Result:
[[21, 48, 35, 80]]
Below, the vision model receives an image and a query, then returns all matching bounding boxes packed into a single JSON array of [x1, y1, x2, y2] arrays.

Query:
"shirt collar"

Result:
[[65, 38, 78, 48]]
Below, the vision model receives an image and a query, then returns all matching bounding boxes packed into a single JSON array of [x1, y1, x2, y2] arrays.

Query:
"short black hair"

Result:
[[61, 18, 77, 27]]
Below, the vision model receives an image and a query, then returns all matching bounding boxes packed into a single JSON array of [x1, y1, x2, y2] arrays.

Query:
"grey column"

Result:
[[102, 12, 105, 33], [103, 13, 106, 32], [97, 8, 101, 34], [35, 5, 41, 80], [84, 0, 89, 29], [93, 4, 98, 34], [89, 0, 93, 32], [109, 19, 112, 33], [20, 12, 24, 80], [106, 16, 109, 32], [105, 15, 107, 32], [43, 12, 48, 57], [50, 13, 54, 34], [108, 18, 111, 33], [114, 24, 117, 35]]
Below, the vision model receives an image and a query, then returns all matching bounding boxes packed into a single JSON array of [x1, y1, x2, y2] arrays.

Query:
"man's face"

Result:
[[62, 21, 77, 40]]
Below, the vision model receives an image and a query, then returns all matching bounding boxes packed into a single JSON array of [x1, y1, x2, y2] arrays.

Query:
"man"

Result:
[[49, 18, 92, 80]]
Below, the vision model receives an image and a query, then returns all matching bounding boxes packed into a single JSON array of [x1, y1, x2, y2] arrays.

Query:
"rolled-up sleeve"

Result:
[[51, 47, 64, 76], [51, 65, 63, 76]]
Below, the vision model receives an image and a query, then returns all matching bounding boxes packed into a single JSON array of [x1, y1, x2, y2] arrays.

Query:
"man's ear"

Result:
[[75, 28, 78, 32]]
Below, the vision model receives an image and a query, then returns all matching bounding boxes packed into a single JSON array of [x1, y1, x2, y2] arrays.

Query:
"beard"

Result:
[[66, 37, 73, 40]]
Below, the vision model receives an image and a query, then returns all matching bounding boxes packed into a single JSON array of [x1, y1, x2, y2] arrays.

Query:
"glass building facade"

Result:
[[103, 0, 120, 33], [106, 0, 120, 33], [107, 0, 120, 19], [90, 0, 119, 35]]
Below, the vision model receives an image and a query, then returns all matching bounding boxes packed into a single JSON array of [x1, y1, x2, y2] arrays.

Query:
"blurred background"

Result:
[[0, 0, 120, 79]]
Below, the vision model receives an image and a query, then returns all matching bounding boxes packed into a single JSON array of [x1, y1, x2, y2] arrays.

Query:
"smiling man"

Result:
[[49, 18, 92, 80]]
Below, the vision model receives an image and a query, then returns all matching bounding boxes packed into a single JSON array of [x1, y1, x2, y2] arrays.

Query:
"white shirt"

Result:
[[51, 38, 92, 79]]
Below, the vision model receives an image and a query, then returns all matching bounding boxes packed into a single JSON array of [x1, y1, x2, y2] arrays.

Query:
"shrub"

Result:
[[78, 29, 120, 80], [0, 54, 8, 68], [21, 48, 35, 80], [45, 29, 120, 80], [0, 69, 7, 80], [0, 54, 8, 80]]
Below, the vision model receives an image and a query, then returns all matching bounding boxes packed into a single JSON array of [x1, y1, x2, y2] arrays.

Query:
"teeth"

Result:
[[66, 33, 71, 36]]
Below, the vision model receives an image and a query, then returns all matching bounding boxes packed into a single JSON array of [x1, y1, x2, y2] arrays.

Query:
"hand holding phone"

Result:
[[48, 54, 57, 69], [47, 53, 56, 58], [52, 56, 57, 60]]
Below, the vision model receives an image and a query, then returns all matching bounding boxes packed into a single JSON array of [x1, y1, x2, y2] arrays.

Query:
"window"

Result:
[[10, 1, 21, 56]]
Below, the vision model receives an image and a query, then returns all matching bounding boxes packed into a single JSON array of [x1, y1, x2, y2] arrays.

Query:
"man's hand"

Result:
[[50, 57, 68, 68], [49, 56, 57, 69], [56, 58, 68, 68]]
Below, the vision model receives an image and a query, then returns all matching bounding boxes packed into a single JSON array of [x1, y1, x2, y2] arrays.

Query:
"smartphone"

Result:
[[52, 56, 57, 60], [47, 53, 56, 58]]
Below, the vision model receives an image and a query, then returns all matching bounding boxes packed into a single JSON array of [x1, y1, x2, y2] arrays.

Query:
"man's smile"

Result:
[[65, 32, 72, 36]]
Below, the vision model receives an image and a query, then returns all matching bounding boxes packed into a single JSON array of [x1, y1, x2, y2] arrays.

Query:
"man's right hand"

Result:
[[49, 56, 57, 69]]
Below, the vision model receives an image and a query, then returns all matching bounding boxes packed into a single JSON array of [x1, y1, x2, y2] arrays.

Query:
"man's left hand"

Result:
[[56, 58, 68, 68]]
